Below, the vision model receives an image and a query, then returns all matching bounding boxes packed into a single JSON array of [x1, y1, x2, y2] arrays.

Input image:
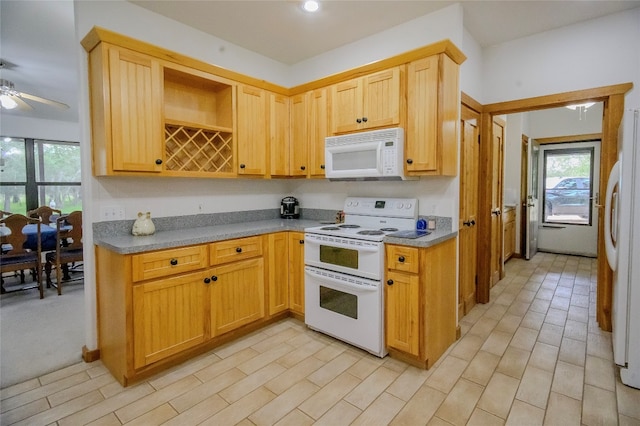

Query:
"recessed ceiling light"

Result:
[[303, 0, 319, 12]]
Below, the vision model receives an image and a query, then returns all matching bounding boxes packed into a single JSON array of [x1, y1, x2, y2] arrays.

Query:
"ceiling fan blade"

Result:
[[18, 91, 70, 109], [12, 95, 34, 110]]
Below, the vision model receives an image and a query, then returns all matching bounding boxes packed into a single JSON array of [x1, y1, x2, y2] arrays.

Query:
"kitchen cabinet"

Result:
[[85, 40, 236, 177], [95, 235, 271, 386], [330, 67, 402, 134], [237, 85, 268, 176], [266, 232, 305, 317], [289, 93, 309, 177], [269, 93, 292, 177], [384, 238, 457, 369], [309, 88, 329, 176], [288, 232, 305, 316], [405, 54, 459, 176], [503, 206, 516, 261]]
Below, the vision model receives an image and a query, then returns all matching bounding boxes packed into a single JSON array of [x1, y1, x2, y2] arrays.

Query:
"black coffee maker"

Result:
[[280, 196, 300, 219]]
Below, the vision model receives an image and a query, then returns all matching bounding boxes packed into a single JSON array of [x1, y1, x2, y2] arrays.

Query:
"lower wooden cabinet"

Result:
[[211, 257, 265, 336], [288, 232, 305, 315], [503, 206, 516, 261], [266, 232, 305, 317], [385, 238, 457, 369]]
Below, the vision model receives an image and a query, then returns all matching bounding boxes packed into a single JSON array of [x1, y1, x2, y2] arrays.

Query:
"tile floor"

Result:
[[1, 252, 639, 425]]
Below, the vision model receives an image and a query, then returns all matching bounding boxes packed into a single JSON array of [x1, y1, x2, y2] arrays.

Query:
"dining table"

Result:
[[0, 223, 63, 252]]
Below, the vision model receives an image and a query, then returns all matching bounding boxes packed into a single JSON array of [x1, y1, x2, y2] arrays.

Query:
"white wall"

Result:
[[460, 27, 483, 102], [482, 8, 640, 105], [0, 115, 79, 142]]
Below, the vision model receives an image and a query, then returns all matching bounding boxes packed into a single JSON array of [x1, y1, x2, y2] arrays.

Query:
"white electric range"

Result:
[[303, 197, 418, 357]]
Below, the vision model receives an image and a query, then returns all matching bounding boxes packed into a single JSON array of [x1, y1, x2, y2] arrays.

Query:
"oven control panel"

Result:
[[343, 197, 418, 218]]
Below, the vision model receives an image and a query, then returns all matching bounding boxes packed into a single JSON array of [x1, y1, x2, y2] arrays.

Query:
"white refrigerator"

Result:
[[605, 107, 640, 389]]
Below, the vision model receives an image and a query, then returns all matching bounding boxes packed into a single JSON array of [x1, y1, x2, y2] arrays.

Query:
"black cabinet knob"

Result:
[[170, 258, 178, 266], [204, 277, 211, 284], [300, 166, 306, 171], [240, 164, 246, 169], [299, 240, 304, 244], [236, 247, 242, 253], [471, 220, 476, 226], [155, 159, 163, 165], [463, 220, 471, 227], [320, 165, 325, 169], [398, 256, 405, 263], [406, 159, 413, 165], [387, 279, 394, 285], [356, 118, 362, 123], [362, 117, 368, 122], [211, 275, 218, 281]]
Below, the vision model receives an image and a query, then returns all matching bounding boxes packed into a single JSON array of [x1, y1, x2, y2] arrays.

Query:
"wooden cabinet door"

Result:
[[331, 78, 363, 134], [490, 119, 505, 285], [132, 271, 208, 369], [108, 46, 163, 173], [459, 104, 480, 317], [288, 232, 305, 315], [210, 257, 265, 336], [267, 233, 289, 315], [385, 270, 420, 356], [362, 67, 401, 130], [309, 88, 329, 176], [406, 56, 439, 174], [289, 93, 309, 177], [269, 93, 290, 177], [237, 85, 268, 176]]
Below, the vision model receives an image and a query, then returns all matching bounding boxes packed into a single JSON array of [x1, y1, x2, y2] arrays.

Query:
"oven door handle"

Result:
[[305, 269, 378, 293], [304, 236, 380, 252]]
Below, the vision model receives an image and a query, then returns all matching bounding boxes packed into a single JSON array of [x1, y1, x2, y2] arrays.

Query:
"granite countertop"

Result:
[[95, 218, 457, 254]]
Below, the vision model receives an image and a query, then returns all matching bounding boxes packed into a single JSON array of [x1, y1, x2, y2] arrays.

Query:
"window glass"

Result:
[[38, 186, 82, 213], [34, 140, 81, 183], [0, 138, 27, 182], [543, 148, 593, 225], [0, 185, 27, 215]]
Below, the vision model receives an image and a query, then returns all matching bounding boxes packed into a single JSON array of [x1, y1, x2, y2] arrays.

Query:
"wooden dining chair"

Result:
[[45, 211, 83, 295], [0, 214, 44, 298], [27, 206, 62, 225], [0, 210, 12, 218]]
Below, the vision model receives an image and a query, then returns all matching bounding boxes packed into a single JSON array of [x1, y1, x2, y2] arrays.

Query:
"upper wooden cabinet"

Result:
[[289, 93, 309, 177], [289, 88, 329, 178], [269, 93, 292, 177], [330, 67, 403, 134], [235, 85, 268, 176], [309, 88, 329, 177], [85, 39, 236, 178], [405, 54, 460, 176]]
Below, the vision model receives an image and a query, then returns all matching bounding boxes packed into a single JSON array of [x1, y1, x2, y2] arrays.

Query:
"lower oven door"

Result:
[[304, 265, 386, 357]]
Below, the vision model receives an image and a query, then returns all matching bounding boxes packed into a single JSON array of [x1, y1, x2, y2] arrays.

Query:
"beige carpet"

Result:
[[0, 274, 85, 388]]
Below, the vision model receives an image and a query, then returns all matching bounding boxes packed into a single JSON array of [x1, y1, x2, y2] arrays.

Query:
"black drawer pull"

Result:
[[170, 259, 178, 266], [236, 247, 242, 253], [398, 256, 405, 263], [300, 166, 306, 170]]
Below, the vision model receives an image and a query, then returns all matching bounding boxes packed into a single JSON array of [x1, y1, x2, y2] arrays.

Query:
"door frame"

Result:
[[477, 82, 631, 331]]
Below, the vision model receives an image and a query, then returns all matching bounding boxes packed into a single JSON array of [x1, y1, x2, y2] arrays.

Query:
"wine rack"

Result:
[[165, 122, 233, 174]]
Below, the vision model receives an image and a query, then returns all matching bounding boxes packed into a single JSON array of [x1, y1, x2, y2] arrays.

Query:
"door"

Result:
[[520, 135, 529, 257], [537, 141, 601, 256], [490, 119, 505, 285], [458, 103, 480, 316], [236, 85, 268, 175], [526, 138, 540, 259], [108, 47, 163, 173]]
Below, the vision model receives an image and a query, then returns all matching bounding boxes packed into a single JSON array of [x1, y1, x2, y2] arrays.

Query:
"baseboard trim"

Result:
[[82, 345, 101, 363]]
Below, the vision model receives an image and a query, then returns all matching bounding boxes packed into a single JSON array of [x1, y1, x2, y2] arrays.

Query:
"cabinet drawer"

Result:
[[386, 245, 419, 274], [132, 245, 208, 282], [503, 207, 516, 223], [210, 236, 263, 265]]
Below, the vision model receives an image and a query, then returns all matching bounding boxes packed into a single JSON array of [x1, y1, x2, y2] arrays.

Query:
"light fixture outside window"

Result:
[[0, 94, 18, 109], [303, 0, 319, 12]]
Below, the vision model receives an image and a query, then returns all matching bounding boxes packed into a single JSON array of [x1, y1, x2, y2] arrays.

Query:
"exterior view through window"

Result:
[[542, 147, 594, 225], [0, 137, 82, 214]]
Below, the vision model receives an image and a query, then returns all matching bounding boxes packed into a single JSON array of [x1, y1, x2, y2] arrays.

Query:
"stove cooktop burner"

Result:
[[339, 224, 360, 229], [380, 227, 399, 232], [320, 226, 340, 230], [357, 230, 385, 236]]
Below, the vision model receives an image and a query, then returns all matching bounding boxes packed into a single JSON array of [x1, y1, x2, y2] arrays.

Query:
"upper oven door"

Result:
[[304, 233, 383, 280], [325, 140, 383, 179]]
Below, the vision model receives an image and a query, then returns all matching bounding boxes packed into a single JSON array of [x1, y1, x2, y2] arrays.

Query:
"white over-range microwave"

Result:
[[324, 127, 415, 181]]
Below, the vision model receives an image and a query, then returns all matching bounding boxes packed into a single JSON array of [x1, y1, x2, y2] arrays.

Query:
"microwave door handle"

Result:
[[377, 143, 384, 175]]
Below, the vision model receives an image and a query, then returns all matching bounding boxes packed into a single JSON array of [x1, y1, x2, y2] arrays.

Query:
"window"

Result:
[[542, 147, 594, 225], [0, 137, 81, 214]]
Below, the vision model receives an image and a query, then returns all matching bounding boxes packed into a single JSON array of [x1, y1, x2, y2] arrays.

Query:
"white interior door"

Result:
[[537, 141, 601, 256], [526, 138, 540, 260]]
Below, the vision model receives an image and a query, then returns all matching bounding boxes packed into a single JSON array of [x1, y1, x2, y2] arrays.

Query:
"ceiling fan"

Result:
[[0, 78, 69, 110]]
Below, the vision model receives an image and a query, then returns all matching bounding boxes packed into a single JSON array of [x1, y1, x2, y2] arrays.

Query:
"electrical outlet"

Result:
[[100, 205, 125, 221]]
